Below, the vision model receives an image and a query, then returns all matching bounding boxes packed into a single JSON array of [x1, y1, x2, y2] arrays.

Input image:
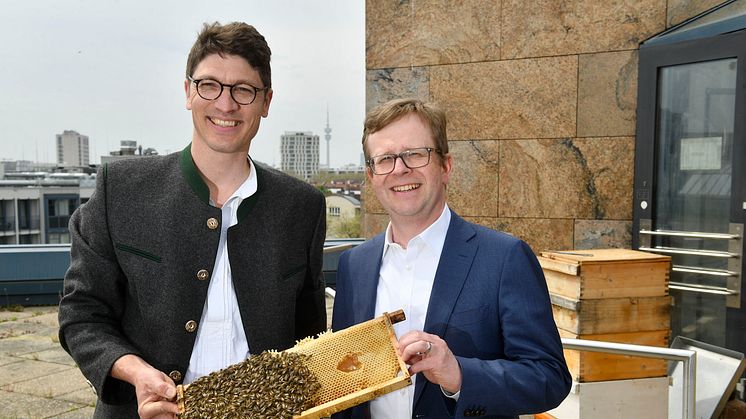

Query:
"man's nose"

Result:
[[214, 88, 240, 111], [390, 156, 412, 174]]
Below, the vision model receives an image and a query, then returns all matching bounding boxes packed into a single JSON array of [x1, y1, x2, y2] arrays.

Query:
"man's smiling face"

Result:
[[366, 113, 452, 228], [185, 53, 272, 156]]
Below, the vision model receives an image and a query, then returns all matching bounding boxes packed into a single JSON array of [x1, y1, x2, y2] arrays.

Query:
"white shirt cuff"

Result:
[[441, 386, 460, 401]]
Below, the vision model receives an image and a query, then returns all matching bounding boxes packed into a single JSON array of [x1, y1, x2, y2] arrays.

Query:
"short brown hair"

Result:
[[362, 98, 448, 160], [186, 22, 272, 89]]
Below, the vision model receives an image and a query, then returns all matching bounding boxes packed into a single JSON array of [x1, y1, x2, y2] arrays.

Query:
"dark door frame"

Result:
[[633, 29, 746, 352]]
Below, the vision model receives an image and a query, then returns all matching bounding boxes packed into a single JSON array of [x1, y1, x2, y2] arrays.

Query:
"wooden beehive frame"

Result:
[[175, 310, 411, 418], [291, 310, 411, 418]]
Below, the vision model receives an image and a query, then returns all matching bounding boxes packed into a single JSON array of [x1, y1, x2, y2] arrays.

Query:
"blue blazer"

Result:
[[331, 211, 571, 418]]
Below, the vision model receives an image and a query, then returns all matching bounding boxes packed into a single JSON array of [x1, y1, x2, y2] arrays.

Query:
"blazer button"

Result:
[[169, 370, 182, 382], [185, 320, 198, 332], [207, 218, 219, 230], [196, 269, 209, 281]]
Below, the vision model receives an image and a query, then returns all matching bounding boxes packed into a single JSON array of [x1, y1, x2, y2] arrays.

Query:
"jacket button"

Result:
[[169, 370, 182, 382], [207, 218, 219, 230], [196, 269, 209, 281], [185, 320, 198, 332]]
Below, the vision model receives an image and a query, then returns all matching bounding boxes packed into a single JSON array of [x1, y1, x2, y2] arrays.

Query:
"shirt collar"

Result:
[[382, 203, 451, 259], [233, 158, 258, 200], [209, 158, 258, 208]]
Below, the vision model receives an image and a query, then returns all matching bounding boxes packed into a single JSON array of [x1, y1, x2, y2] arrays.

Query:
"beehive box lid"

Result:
[[539, 249, 670, 275]]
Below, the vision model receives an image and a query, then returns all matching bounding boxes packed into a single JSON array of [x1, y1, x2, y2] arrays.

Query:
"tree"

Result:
[[328, 212, 361, 238]]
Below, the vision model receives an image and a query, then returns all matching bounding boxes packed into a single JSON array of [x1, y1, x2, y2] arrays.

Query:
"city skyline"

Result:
[[0, 0, 365, 168]]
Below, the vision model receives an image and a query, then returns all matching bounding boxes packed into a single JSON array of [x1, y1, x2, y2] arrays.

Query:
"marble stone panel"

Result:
[[667, 0, 724, 26], [469, 216, 574, 254], [578, 50, 638, 138], [366, 67, 430, 111], [431, 57, 577, 141], [366, 0, 501, 68], [447, 140, 499, 217], [502, 0, 665, 58], [499, 137, 634, 219], [574, 219, 632, 250]]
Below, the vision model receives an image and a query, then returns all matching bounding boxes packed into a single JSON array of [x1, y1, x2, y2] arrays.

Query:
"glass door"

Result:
[[634, 29, 746, 354], [644, 59, 737, 346]]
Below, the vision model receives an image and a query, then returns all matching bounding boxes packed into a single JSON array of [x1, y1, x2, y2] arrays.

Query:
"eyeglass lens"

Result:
[[196, 79, 258, 105], [372, 148, 433, 174]]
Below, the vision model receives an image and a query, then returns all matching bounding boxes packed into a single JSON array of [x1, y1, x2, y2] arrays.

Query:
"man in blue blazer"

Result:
[[332, 98, 571, 418]]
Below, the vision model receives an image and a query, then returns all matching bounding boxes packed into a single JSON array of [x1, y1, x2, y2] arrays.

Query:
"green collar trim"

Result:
[[180, 143, 262, 223], [237, 161, 262, 223], [179, 144, 210, 204]]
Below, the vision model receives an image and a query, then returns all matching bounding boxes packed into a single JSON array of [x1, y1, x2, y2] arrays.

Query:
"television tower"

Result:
[[324, 105, 332, 168]]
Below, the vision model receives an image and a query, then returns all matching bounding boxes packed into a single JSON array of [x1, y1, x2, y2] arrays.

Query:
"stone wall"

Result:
[[363, 0, 722, 252]]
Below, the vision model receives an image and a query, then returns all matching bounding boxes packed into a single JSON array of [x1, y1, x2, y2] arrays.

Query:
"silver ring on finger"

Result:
[[417, 341, 432, 356]]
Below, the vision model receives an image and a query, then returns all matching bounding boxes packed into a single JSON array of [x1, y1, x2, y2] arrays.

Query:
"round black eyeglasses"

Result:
[[188, 76, 269, 105]]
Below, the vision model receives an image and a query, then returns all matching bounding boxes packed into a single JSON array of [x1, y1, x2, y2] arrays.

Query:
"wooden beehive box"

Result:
[[538, 249, 672, 382], [538, 249, 670, 300]]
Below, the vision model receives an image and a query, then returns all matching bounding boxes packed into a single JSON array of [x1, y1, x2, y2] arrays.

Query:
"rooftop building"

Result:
[[280, 131, 319, 181], [56, 130, 89, 168]]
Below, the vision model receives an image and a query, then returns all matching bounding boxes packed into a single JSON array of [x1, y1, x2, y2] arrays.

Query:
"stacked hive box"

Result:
[[538, 249, 671, 382]]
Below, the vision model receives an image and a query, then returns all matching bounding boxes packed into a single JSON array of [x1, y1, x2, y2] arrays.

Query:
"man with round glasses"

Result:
[[332, 98, 571, 418], [59, 22, 327, 418]]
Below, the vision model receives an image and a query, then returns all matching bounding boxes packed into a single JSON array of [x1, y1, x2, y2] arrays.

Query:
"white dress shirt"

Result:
[[370, 204, 451, 419], [183, 159, 257, 384]]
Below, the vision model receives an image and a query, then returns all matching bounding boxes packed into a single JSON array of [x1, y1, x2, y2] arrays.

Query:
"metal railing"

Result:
[[562, 338, 697, 419], [322, 288, 696, 418]]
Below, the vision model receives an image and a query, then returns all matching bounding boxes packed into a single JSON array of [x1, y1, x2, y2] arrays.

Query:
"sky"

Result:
[[0, 0, 366, 168]]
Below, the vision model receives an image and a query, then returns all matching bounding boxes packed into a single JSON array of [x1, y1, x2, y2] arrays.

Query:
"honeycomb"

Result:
[[286, 311, 408, 406], [176, 311, 411, 419]]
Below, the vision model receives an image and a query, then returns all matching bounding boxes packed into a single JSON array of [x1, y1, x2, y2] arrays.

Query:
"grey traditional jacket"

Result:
[[58, 144, 327, 418]]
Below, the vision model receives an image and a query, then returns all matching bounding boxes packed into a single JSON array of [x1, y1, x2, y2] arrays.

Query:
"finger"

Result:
[[157, 382, 177, 400], [397, 330, 428, 348], [398, 334, 432, 357], [415, 341, 432, 356], [403, 339, 433, 357], [139, 400, 180, 419]]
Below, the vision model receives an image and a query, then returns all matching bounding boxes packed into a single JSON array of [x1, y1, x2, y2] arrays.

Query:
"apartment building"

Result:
[[56, 130, 89, 167], [0, 177, 94, 244], [280, 131, 319, 181]]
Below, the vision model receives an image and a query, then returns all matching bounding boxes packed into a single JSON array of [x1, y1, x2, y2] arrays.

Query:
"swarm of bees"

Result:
[[179, 351, 321, 418]]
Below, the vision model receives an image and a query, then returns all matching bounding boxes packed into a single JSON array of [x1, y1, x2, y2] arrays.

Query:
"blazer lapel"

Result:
[[414, 212, 477, 407], [346, 236, 384, 419], [353, 234, 385, 325]]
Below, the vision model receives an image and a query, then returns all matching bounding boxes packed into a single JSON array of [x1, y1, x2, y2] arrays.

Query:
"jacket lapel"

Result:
[[353, 234, 385, 325], [413, 212, 477, 407]]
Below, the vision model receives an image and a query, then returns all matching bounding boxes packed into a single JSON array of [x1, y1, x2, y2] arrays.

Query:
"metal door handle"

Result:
[[637, 222, 743, 308], [638, 246, 739, 258], [669, 282, 739, 296], [639, 229, 740, 240], [672, 265, 739, 277]]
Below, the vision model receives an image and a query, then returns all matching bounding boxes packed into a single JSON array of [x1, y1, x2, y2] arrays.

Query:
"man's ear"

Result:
[[441, 153, 453, 185], [261, 89, 273, 118], [185, 79, 193, 110]]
